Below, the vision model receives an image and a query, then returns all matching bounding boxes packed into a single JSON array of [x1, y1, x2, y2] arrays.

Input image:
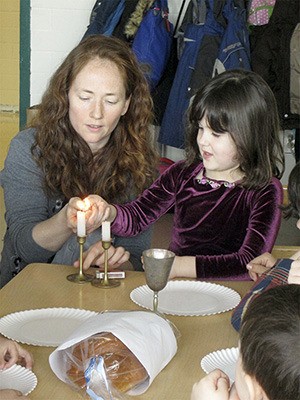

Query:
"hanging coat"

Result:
[[82, 0, 125, 40], [158, 0, 226, 148], [250, 0, 300, 129]]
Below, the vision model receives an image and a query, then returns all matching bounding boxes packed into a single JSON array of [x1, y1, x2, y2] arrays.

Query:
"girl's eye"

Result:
[[212, 132, 221, 138], [79, 97, 90, 101]]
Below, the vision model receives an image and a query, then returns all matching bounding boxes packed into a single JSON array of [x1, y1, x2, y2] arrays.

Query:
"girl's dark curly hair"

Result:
[[30, 35, 159, 202], [185, 69, 284, 189]]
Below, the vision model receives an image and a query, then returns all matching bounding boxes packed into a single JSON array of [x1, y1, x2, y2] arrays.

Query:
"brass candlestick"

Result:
[[67, 236, 93, 283], [91, 240, 120, 288]]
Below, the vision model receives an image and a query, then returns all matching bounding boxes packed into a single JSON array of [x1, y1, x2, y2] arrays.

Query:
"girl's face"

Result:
[[68, 58, 130, 153], [197, 117, 242, 182]]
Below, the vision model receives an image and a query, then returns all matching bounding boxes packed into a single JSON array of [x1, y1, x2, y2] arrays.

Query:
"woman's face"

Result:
[[68, 58, 130, 153]]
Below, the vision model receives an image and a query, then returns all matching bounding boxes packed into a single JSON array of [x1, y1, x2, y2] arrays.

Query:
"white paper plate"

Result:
[[0, 364, 37, 395], [0, 308, 97, 346], [201, 347, 239, 383], [130, 280, 241, 316]]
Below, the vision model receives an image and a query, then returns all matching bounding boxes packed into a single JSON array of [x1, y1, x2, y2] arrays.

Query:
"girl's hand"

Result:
[[191, 369, 231, 400], [74, 241, 130, 271], [0, 337, 33, 370], [246, 252, 277, 281], [288, 260, 300, 284], [84, 195, 112, 234]]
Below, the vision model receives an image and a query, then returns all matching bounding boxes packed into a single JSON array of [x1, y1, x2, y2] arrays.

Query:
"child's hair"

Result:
[[283, 161, 300, 220], [185, 69, 284, 188], [240, 284, 300, 400]]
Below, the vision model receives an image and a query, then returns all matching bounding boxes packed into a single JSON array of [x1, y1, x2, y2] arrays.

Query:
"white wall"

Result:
[[30, 0, 94, 105]]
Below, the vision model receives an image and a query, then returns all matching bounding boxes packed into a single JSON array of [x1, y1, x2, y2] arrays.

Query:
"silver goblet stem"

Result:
[[153, 291, 159, 312], [142, 248, 175, 313]]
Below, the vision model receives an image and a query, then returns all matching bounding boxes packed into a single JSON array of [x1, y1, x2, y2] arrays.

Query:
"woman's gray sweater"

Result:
[[0, 129, 151, 287]]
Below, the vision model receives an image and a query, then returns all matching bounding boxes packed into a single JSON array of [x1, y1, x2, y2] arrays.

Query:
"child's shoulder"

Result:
[[248, 177, 283, 203]]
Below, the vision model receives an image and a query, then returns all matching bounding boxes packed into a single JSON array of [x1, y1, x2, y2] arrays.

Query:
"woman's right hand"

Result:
[[74, 241, 130, 271]]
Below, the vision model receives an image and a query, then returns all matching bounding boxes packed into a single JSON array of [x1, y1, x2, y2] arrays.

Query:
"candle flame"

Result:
[[83, 197, 91, 210], [78, 197, 91, 212]]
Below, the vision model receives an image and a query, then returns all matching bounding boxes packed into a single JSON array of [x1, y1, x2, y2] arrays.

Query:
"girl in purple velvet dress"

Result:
[[68, 69, 285, 280]]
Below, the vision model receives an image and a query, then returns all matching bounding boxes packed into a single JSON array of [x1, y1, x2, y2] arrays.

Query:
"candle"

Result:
[[102, 221, 111, 241], [77, 211, 86, 237]]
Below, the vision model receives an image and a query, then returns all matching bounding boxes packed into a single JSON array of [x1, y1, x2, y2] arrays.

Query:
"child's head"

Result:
[[283, 161, 300, 227], [236, 284, 300, 400], [186, 69, 284, 188]]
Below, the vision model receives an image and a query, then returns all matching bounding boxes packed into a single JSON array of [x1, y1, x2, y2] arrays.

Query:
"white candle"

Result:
[[102, 221, 111, 241], [77, 211, 86, 237]]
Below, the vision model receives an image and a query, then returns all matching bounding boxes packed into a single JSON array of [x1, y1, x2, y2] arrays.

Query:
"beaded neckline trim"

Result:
[[197, 173, 236, 189]]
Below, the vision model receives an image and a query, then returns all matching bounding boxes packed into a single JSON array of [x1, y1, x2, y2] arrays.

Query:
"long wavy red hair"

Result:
[[30, 35, 159, 202]]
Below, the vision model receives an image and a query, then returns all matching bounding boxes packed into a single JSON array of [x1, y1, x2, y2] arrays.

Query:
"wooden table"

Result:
[[0, 264, 252, 400]]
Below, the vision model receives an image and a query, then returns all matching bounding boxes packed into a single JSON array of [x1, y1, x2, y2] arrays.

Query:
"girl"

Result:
[[69, 69, 284, 280]]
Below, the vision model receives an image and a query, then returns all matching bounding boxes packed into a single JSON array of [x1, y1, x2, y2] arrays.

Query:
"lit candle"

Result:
[[102, 221, 111, 241], [77, 211, 86, 237]]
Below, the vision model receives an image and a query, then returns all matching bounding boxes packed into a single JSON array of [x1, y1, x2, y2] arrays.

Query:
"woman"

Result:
[[0, 35, 159, 287]]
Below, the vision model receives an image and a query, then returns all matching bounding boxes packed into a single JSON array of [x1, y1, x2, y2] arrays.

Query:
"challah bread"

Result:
[[66, 332, 148, 393]]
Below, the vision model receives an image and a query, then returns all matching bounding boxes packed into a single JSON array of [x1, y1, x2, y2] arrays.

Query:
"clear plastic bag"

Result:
[[49, 311, 178, 398], [63, 332, 148, 399]]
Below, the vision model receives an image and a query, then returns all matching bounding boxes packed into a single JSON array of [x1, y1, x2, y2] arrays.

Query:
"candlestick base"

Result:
[[91, 276, 120, 288], [66, 235, 93, 284], [67, 272, 93, 284], [91, 239, 120, 288]]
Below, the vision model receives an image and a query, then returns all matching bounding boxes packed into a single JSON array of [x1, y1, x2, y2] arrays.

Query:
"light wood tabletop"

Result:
[[0, 263, 253, 400]]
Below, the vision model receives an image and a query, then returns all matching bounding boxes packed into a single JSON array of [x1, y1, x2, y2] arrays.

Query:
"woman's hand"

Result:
[[288, 260, 300, 284], [0, 337, 33, 370], [74, 241, 130, 271], [67, 195, 115, 235], [191, 369, 231, 400], [246, 252, 277, 281]]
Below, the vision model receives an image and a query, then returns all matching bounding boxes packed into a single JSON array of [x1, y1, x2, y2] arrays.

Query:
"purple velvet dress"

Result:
[[112, 161, 283, 279]]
